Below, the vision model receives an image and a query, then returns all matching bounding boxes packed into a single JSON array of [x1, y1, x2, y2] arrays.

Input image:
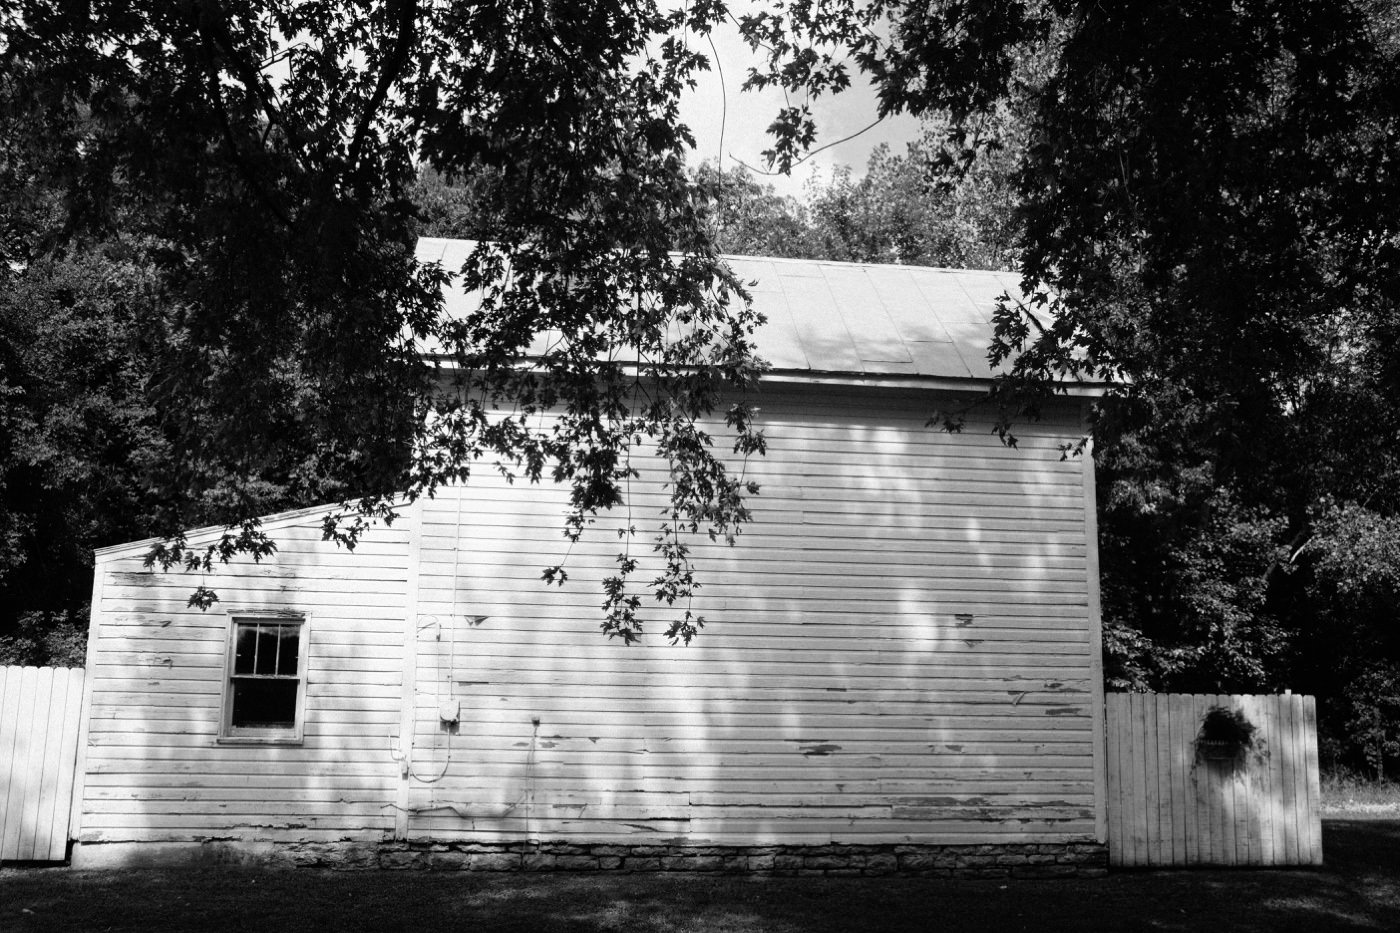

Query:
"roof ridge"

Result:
[[717, 251, 1012, 276]]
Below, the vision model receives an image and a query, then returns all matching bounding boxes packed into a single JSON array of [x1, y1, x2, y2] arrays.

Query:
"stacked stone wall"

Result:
[[276, 841, 1109, 878]]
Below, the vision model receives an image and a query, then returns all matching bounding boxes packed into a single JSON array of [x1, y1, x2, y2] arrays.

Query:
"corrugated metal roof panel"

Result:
[[731, 258, 808, 371], [414, 238, 447, 265], [421, 237, 484, 323], [820, 264, 916, 371], [871, 267, 969, 378], [415, 239, 1028, 382], [775, 261, 864, 374]]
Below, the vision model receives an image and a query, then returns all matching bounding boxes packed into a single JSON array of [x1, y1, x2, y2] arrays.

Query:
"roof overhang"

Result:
[[415, 238, 1110, 394]]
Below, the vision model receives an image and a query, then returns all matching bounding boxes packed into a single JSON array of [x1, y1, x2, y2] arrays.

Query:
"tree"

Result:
[[0, 247, 169, 664], [741, 1, 1400, 768], [741, 1, 1399, 456], [800, 128, 1019, 270], [1296, 503, 1400, 776], [686, 127, 1019, 270], [689, 161, 816, 259], [0, 1, 765, 648]]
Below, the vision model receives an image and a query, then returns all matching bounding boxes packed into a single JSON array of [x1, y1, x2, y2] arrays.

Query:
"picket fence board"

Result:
[[0, 666, 86, 861], [1105, 692, 1322, 867]]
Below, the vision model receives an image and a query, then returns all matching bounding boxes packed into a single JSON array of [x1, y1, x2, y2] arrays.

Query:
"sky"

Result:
[[675, 16, 922, 199]]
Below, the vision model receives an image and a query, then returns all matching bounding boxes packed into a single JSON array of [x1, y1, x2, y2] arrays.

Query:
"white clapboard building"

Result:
[[71, 240, 1109, 873]]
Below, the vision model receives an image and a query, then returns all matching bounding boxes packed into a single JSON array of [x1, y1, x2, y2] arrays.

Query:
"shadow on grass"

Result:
[[3, 822, 1397, 933]]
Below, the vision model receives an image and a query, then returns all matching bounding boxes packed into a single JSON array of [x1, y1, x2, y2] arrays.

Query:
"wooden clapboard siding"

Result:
[[79, 516, 410, 844], [403, 386, 1100, 846], [0, 666, 86, 860], [1104, 693, 1322, 867], [80, 381, 1103, 852]]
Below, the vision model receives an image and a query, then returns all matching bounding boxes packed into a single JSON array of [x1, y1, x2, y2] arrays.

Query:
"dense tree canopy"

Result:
[[741, 0, 1400, 773], [0, 0, 765, 648], [668, 141, 1017, 269], [796, 133, 1017, 270], [0, 246, 166, 664], [4, 0, 1399, 773]]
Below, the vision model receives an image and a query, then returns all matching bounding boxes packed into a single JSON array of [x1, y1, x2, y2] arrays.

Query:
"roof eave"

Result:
[[91, 498, 406, 562], [422, 356, 1112, 398], [758, 370, 1112, 398]]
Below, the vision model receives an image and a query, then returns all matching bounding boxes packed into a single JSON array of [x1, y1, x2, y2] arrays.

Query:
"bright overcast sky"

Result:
[[676, 16, 923, 198]]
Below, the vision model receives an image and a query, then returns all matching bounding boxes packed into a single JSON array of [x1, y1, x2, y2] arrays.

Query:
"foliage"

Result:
[[0, 610, 87, 667], [1297, 504, 1400, 776], [1321, 764, 1400, 809], [689, 161, 814, 259], [1100, 484, 1289, 692], [0, 246, 168, 644], [687, 127, 1019, 271], [744, 0, 1400, 456], [799, 127, 1019, 270], [1309, 504, 1400, 614], [0, 1, 767, 648], [744, 0, 1400, 436], [1333, 663, 1400, 780], [1198, 705, 1258, 748], [3, 0, 1397, 781], [742, 0, 1400, 768]]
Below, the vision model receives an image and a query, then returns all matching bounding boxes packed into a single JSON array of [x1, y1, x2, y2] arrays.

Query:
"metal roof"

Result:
[[415, 238, 1030, 383]]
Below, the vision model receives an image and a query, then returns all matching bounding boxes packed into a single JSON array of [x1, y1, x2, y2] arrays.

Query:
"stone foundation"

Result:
[[281, 840, 1108, 877], [72, 839, 1108, 876]]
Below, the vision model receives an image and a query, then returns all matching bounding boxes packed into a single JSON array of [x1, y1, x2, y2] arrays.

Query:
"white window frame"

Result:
[[218, 610, 309, 745]]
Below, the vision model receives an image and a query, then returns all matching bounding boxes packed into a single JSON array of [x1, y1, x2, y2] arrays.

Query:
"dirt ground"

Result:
[[3, 820, 1397, 933]]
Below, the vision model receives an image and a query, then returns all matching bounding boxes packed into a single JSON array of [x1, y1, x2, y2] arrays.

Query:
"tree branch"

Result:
[[194, 21, 294, 229], [194, 0, 311, 170], [347, 0, 419, 197]]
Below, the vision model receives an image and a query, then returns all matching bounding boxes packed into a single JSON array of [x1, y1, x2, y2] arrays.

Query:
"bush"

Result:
[[0, 609, 87, 667], [1336, 663, 1400, 781]]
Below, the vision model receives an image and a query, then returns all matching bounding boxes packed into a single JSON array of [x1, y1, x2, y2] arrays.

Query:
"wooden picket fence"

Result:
[[1105, 693, 1322, 867], [0, 671, 1331, 869], [0, 666, 86, 861]]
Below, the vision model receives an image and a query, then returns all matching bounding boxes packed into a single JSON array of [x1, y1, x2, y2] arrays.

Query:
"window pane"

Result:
[[277, 625, 300, 676], [254, 625, 279, 675], [230, 679, 298, 730], [234, 625, 257, 675]]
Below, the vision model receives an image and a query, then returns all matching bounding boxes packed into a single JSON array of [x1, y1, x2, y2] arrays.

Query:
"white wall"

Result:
[[78, 518, 411, 846], [405, 384, 1102, 845], [77, 383, 1103, 853]]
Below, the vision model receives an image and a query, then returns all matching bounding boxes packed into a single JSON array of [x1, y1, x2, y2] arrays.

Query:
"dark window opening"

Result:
[[225, 618, 304, 740]]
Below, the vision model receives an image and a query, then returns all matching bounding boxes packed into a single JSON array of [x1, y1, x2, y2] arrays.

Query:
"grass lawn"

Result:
[[1322, 772, 1400, 818], [3, 821, 1398, 933]]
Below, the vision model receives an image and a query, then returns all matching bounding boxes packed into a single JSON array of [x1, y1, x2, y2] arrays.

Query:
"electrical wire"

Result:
[[399, 615, 452, 784], [707, 31, 727, 173], [731, 116, 887, 176], [409, 483, 469, 786]]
